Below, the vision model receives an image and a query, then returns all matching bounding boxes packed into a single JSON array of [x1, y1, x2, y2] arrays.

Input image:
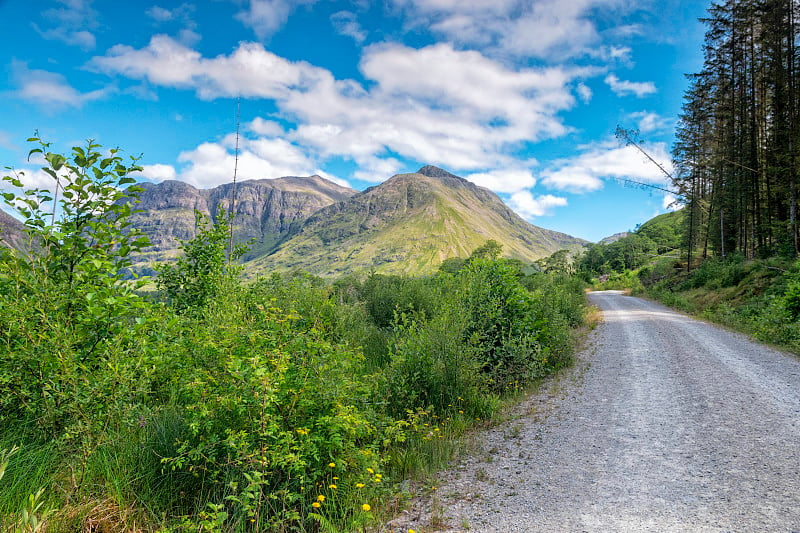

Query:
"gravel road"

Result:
[[385, 291, 800, 532]]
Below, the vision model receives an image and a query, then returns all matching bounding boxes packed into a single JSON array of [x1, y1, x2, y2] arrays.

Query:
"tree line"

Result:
[[674, 0, 800, 261]]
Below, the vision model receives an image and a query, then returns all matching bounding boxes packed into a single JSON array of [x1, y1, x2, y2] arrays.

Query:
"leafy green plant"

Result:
[[157, 209, 247, 314], [0, 137, 153, 450]]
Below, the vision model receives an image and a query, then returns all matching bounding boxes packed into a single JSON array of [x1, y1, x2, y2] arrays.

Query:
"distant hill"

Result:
[[636, 209, 685, 253], [248, 166, 586, 277], [598, 232, 631, 245], [0, 210, 27, 251], [127, 176, 357, 269]]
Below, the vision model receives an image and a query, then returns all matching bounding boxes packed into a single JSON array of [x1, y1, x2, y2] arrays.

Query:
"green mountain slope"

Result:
[[636, 209, 685, 253], [248, 166, 586, 277]]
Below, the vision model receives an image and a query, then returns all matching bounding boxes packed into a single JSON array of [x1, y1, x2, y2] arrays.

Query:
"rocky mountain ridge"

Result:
[[248, 166, 586, 277], [128, 175, 357, 266]]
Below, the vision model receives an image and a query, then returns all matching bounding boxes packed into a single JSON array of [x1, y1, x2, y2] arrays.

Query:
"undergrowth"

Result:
[[0, 139, 587, 532], [641, 255, 800, 353]]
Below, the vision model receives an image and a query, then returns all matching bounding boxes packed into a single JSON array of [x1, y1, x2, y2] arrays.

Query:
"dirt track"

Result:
[[385, 290, 800, 532]]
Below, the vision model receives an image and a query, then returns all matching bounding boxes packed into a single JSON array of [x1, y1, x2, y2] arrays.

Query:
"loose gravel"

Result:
[[382, 291, 800, 532]]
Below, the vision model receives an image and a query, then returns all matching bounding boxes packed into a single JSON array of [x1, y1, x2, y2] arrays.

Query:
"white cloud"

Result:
[[393, 0, 625, 60], [34, 0, 98, 50], [466, 169, 536, 194], [662, 193, 681, 211], [287, 42, 576, 169], [91, 36, 328, 100], [12, 62, 111, 109], [145, 4, 200, 45], [542, 141, 674, 193], [352, 156, 403, 183], [236, 0, 317, 39], [604, 74, 656, 97], [92, 37, 579, 175], [5, 167, 58, 192], [576, 82, 593, 103], [145, 6, 174, 22], [507, 191, 567, 218], [248, 117, 284, 136], [136, 163, 177, 182], [587, 45, 633, 64], [331, 11, 367, 43], [627, 111, 673, 134], [175, 135, 318, 189]]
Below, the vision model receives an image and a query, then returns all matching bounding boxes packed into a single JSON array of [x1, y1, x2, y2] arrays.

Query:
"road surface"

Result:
[[387, 290, 800, 532]]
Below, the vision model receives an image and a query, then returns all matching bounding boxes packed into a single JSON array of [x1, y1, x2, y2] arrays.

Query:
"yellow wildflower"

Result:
[[328, 462, 336, 468], [329, 484, 337, 489], [312, 502, 321, 508], [362, 503, 371, 512], [317, 495, 325, 502], [355, 483, 365, 488], [366, 467, 374, 474]]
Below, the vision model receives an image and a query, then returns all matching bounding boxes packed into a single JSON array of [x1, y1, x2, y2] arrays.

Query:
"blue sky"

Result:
[[1, 0, 709, 242]]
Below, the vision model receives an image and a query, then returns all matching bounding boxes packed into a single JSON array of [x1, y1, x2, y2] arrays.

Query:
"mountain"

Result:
[[128, 176, 357, 267], [247, 166, 586, 277], [598, 232, 631, 245], [0, 209, 27, 251]]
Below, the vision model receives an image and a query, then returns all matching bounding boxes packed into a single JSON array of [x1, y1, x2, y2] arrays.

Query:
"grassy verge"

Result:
[[1, 267, 587, 532], [600, 256, 800, 355]]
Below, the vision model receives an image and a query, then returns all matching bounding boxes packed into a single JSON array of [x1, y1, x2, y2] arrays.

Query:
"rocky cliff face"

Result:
[[128, 176, 357, 264], [0, 209, 27, 251], [249, 166, 586, 277]]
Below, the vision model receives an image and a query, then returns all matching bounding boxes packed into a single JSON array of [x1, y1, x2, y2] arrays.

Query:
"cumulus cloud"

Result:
[[248, 117, 284, 136], [542, 140, 673, 193], [34, 0, 99, 50], [627, 111, 673, 134], [352, 156, 403, 183], [465, 169, 536, 194], [92, 37, 578, 174], [173, 134, 319, 189], [145, 6, 174, 22], [662, 193, 681, 211], [90, 36, 328, 100], [12, 62, 111, 110], [507, 191, 568, 218], [236, 0, 317, 39], [604, 74, 657, 97], [136, 163, 177, 182], [392, 0, 625, 60]]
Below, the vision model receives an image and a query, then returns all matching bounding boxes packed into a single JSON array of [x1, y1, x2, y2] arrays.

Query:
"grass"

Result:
[[636, 256, 800, 354]]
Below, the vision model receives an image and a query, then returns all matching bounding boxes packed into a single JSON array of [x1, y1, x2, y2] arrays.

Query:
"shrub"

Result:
[[360, 274, 436, 328], [157, 209, 247, 314], [0, 138, 153, 449]]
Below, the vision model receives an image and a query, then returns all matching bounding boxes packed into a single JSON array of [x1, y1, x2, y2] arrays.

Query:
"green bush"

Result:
[[0, 142, 589, 531], [157, 209, 247, 314], [359, 274, 436, 328], [0, 138, 152, 449]]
